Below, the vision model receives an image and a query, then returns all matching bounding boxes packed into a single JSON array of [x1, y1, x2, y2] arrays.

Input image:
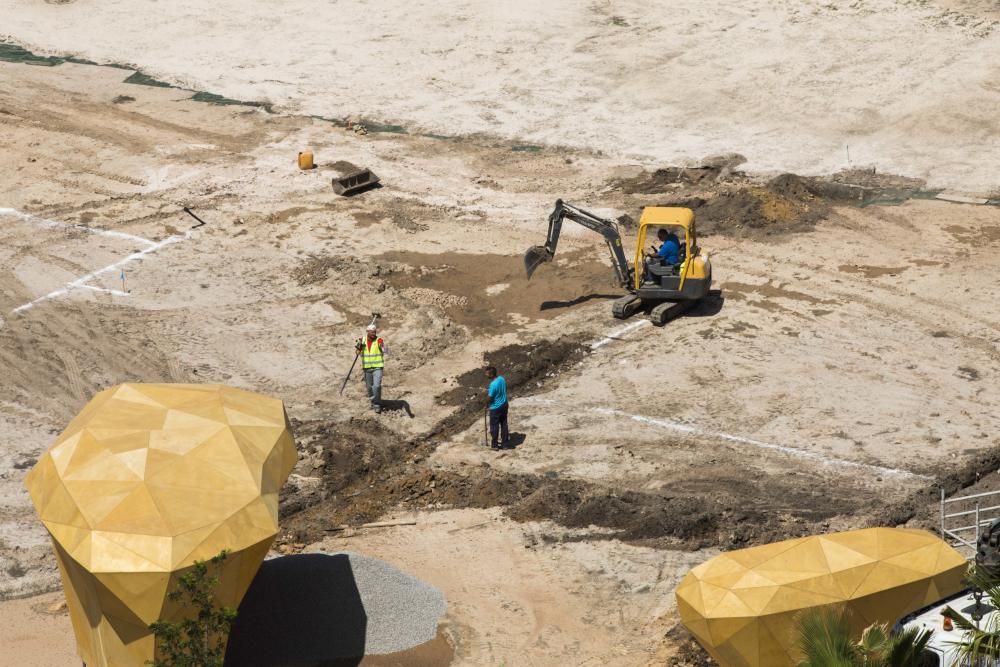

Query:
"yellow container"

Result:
[[297, 151, 314, 170]]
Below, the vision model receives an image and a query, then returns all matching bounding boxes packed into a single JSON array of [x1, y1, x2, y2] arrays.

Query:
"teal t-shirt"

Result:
[[488, 376, 507, 410]]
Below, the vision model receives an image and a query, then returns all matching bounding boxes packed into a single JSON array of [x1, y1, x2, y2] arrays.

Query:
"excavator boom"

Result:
[[524, 199, 633, 289]]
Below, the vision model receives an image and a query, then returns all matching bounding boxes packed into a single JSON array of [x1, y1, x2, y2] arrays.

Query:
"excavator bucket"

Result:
[[524, 245, 552, 280], [332, 168, 380, 196]]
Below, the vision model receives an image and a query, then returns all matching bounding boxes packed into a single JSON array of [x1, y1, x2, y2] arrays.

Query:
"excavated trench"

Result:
[[279, 338, 901, 552]]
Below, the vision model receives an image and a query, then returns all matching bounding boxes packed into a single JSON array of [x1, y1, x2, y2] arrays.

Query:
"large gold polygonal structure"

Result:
[[676, 527, 967, 667], [24, 383, 298, 667]]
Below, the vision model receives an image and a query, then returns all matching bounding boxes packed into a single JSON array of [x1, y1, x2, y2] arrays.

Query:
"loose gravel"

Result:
[[225, 551, 447, 665]]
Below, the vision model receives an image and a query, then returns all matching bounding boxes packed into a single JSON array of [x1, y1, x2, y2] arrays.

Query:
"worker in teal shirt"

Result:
[[486, 366, 509, 450]]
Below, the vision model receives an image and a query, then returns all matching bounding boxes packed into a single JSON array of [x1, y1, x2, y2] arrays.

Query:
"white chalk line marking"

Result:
[[590, 319, 650, 349], [514, 397, 930, 481], [11, 231, 190, 314], [0, 207, 155, 248], [77, 284, 130, 297]]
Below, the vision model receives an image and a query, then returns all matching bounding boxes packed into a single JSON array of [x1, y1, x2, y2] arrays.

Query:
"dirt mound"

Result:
[[286, 442, 858, 550], [284, 395, 870, 554], [618, 166, 726, 193], [614, 165, 828, 238], [650, 174, 826, 238], [281, 339, 587, 530], [279, 416, 402, 519], [830, 168, 925, 191], [768, 172, 817, 200], [613, 164, 936, 238], [280, 331, 902, 553], [875, 440, 1000, 534], [617, 155, 748, 194], [293, 254, 399, 288]]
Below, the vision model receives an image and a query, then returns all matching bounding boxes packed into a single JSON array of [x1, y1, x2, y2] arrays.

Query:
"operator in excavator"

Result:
[[643, 228, 681, 283], [650, 228, 681, 265]]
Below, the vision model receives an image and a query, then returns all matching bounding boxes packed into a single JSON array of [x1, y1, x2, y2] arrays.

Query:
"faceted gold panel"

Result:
[[676, 528, 967, 666], [25, 384, 297, 667]]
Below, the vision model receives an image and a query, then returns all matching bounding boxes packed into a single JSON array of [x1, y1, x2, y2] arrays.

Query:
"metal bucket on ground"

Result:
[[332, 168, 380, 196]]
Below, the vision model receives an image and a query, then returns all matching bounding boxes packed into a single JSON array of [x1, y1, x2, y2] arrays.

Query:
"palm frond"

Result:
[[948, 578, 1000, 665], [797, 607, 857, 667], [858, 622, 889, 657], [882, 624, 933, 667]]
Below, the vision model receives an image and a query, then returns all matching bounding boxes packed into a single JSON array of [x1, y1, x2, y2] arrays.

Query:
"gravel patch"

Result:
[[225, 552, 446, 665], [347, 551, 447, 655]]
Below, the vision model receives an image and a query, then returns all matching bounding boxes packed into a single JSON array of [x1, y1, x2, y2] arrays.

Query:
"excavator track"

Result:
[[649, 299, 696, 326], [612, 294, 644, 319]]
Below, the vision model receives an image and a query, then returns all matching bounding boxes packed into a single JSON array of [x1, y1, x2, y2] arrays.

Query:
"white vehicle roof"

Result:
[[898, 588, 1000, 666]]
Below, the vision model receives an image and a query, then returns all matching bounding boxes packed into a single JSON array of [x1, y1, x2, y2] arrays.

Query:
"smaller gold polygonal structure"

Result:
[[24, 384, 298, 667], [676, 527, 967, 667]]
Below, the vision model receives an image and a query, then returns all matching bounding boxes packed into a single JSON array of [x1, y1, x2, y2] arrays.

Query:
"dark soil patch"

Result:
[[281, 338, 587, 533], [292, 254, 390, 288], [665, 623, 715, 667], [612, 164, 942, 239], [958, 366, 981, 381], [280, 337, 875, 554], [829, 168, 926, 191], [869, 441, 1000, 534], [437, 341, 586, 408], [838, 264, 909, 279], [380, 250, 616, 331], [618, 172, 827, 239], [618, 165, 728, 193], [616, 154, 748, 194]]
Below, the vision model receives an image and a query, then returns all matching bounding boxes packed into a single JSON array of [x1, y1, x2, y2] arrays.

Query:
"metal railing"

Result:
[[941, 488, 1000, 558]]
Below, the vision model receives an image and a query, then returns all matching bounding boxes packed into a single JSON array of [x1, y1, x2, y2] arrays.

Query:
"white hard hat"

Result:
[[366, 324, 377, 332]]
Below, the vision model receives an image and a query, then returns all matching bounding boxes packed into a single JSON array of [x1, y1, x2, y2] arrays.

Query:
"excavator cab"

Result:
[[633, 207, 711, 301]]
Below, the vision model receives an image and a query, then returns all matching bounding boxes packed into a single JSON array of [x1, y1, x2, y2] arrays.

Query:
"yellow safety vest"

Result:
[[361, 338, 384, 369]]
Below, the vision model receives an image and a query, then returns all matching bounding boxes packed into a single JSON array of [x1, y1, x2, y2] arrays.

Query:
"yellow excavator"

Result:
[[524, 199, 712, 325]]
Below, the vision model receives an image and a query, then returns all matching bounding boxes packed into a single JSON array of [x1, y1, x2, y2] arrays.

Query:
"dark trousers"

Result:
[[489, 402, 509, 447]]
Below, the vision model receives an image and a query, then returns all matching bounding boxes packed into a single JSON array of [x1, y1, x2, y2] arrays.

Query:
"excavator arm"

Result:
[[524, 199, 633, 289]]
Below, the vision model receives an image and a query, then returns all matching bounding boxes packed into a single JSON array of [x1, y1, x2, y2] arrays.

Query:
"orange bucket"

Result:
[[297, 151, 314, 170]]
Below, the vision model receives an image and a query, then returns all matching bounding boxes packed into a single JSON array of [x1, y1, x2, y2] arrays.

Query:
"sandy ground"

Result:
[[3, 1, 1000, 191], [0, 509, 713, 666], [0, 33, 999, 667]]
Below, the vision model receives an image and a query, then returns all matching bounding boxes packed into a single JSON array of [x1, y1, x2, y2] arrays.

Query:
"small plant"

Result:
[[146, 550, 238, 667], [797, 605, 933, 666]]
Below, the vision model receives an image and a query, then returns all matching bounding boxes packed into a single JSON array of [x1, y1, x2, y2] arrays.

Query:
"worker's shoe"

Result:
[[373, 405, 382, 414]]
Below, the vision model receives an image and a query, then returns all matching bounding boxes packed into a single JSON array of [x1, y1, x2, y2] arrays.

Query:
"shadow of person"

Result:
[[505, 432, 527, 449], [224, 554, 367, 667], [379, 399, 414, 418]]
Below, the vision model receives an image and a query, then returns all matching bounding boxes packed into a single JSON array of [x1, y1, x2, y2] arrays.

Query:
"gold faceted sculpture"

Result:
[[24, 383, 298, 667], [676, 527, 967, 667]]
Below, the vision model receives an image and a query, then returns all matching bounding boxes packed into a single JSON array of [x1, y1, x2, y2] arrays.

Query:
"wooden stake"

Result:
[[324, 519, 417, 532]]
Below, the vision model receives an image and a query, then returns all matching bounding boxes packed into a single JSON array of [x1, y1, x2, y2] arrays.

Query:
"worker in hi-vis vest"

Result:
[[355, 323, 388, 413]]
